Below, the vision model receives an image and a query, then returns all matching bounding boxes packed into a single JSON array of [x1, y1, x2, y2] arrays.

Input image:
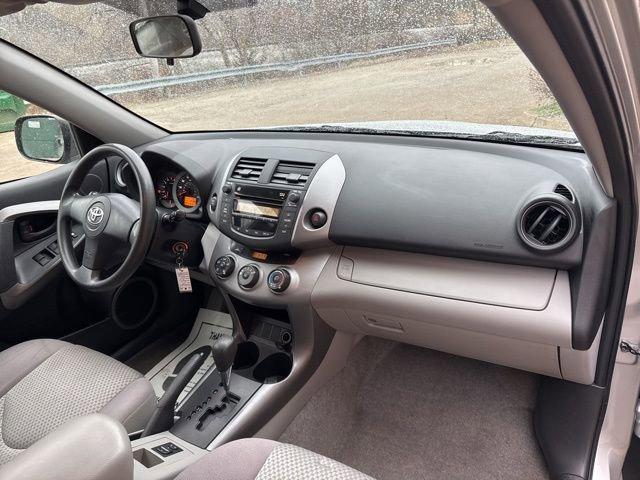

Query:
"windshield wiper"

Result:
[[267, 125, 582, 149]]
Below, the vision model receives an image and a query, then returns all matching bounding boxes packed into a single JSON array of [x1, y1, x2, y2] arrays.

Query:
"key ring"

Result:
[[175, 250, 184, 268]]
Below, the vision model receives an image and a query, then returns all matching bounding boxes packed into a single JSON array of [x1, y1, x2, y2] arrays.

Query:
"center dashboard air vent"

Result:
[[517, 193, 579, 252], [231, 158, 267, 183], [270, 160, 314, 186]]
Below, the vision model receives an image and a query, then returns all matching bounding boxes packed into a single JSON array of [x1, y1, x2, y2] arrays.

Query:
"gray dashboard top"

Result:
[[135, 130, 609, 269]]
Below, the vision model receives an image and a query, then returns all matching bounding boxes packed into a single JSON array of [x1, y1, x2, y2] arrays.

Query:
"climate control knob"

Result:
[[267, 268, 292, 293], [213, 255, 235, 279], [238, 264, 260, 290]]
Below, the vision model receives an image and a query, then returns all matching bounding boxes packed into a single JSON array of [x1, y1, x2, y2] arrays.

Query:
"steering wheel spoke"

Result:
[[60, 193, 97, 224], [73, 264, 103, 285], [57, 144, 156, 292], [81, 236, 107, 271], [103, 193, 141, 242]]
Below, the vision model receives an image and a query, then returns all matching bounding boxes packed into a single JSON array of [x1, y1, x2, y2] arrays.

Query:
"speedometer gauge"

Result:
[[173, 172, 201, 213], [156, 174, 176, 209]]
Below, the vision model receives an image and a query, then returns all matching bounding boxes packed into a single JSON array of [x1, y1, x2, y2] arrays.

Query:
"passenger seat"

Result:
[[175, 438, 375, 480]]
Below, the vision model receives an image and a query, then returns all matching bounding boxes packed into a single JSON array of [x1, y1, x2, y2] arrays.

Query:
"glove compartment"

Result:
[[312, 247, 583, 382]]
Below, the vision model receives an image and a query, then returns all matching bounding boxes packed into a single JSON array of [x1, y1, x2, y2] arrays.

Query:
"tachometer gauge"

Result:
[[173, 172, 201, 213], [156, 174, 176, 209]]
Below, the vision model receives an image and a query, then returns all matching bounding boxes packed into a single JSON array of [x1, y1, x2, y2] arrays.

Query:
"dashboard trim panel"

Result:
[[291, 154, 345, 250]]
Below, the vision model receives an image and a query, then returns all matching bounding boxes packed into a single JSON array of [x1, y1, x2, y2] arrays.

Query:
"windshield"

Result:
[[0, 1, 577, 147]]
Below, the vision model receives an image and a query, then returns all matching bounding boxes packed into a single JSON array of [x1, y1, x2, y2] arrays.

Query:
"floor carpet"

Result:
[[280, 337, 548, 480]]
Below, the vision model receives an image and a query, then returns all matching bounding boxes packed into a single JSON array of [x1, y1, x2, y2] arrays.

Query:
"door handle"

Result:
[[17, 218, 56, 243]]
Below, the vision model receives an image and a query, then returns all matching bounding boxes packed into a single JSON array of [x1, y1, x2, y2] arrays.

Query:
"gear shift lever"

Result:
[[212, 334, 237, 395]]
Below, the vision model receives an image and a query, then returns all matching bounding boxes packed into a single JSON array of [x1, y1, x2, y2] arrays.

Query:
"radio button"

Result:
[[238, 264, 260, 289], [289, 192, 301, 203]]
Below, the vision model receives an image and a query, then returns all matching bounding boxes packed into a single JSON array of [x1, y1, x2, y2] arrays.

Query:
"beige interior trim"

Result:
[[256, 331, 362, 440], [559, 319, 602, 385], [312, 248, 599, 384], [315, 248, 572, 347], [587, 0, 640, 475], [131, 433, 207, 480], [340, 246, 557, 310]]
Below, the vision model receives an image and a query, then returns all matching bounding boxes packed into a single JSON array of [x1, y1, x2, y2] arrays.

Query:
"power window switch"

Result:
[[33, 252, 52, 266], [48, 240, 60, 255]]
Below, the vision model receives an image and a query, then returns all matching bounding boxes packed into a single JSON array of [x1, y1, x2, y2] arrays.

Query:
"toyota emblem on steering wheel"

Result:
[[86, 205, 104, 228]]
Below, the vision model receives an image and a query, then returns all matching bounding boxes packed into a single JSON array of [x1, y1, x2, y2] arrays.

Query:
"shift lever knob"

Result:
[[212, 334, 237, 393]]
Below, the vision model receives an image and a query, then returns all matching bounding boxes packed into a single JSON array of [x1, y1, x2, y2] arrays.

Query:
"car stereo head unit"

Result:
[[212, 182, 304, 251]]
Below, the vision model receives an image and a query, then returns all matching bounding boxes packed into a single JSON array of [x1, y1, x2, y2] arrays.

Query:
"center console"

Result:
[[129, 147, 346, 480], [205, 147, 345, 299]]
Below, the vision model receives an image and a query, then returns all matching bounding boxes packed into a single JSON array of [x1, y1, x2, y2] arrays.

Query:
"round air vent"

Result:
[[517, 195, 579, 252]]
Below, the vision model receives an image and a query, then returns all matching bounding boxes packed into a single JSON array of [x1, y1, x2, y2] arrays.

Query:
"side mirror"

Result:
[[130, 15, 202, 61], [14, 115, 79, 164]]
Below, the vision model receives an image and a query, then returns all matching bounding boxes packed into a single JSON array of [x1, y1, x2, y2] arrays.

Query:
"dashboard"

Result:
[[111, 131, 615, 387]]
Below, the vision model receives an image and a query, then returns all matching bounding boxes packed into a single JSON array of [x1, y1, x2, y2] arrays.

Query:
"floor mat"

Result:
[[280, 337, 548, 480]]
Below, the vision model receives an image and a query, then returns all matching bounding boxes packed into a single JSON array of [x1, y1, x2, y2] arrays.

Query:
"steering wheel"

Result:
[[57, 144, 156, 292]]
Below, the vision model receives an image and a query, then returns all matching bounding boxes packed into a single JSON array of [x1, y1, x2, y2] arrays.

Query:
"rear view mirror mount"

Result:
[[130, 15, 202, 65]]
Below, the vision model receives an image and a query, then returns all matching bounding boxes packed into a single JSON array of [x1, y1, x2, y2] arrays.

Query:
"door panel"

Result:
[[0, 162, 73, 209], [0, 157, 111, 343]]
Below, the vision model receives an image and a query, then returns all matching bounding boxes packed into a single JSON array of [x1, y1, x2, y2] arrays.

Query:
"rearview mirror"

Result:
[[130, 15, 202, 60], [14, 115, 79, 163]]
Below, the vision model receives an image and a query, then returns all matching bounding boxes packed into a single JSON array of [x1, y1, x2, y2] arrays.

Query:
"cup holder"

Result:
[[234, 341, 260, 370], [252, 352, 292, 384]]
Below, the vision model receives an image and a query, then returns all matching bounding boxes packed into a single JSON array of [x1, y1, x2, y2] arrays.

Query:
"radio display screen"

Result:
[[234, 199, 281, 219]]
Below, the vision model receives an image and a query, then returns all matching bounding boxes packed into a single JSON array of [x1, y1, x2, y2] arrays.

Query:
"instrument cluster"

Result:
[[114, 159, 202, 214], [154, 170, 202, 213]]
